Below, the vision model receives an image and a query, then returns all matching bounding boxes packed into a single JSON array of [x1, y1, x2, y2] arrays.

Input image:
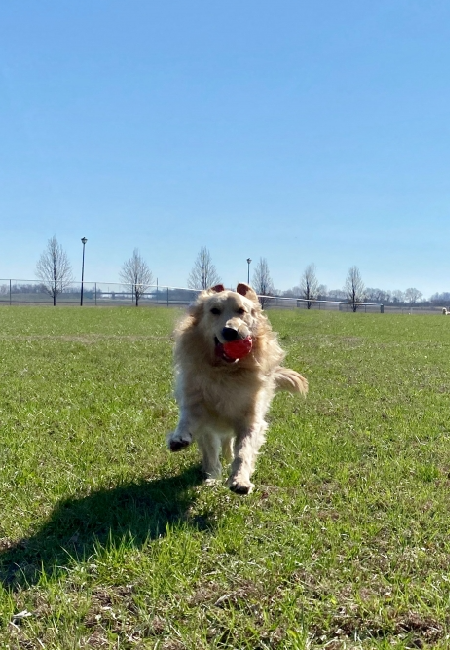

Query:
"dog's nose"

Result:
[[222, 327, 239, 341]]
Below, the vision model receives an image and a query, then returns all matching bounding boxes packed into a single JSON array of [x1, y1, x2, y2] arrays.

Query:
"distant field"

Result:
[[1, 306, 450, 649]]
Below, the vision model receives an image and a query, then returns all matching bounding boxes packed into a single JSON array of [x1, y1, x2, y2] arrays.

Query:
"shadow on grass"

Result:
[[0, 465, 208, 590]]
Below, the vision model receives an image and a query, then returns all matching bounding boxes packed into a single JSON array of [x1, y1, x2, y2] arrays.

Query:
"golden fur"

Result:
[[167, 283, 308, 494]]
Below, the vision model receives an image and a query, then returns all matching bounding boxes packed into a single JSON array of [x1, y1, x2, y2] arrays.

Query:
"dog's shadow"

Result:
[[0, 466, 208, 590]]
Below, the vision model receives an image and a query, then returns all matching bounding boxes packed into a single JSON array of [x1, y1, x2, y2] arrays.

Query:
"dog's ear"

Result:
[[211, 284, 225, 293], [237, 283, 258, 302]]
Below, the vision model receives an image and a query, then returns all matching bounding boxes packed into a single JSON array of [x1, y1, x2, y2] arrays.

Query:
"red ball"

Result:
[[222, 337, 253, 360]]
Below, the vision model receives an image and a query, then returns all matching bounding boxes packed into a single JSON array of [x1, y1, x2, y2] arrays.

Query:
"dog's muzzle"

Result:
[[214, 336, 253, 363], [215, 337, 237, 363]]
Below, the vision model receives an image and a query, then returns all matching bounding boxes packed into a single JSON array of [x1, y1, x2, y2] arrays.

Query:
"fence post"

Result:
[[381, 304, 384, 313], [94, 282, 97, 306], [166, 287, 169, 307], [9, 279, 12, 305]]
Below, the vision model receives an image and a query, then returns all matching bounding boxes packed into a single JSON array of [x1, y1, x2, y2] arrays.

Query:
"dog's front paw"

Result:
[[227, 478, 254, 495], [167, 430, 192, 452], [169, 438, 191, 452]]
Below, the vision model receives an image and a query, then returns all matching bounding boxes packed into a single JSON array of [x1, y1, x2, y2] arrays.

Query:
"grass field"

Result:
[[1, 306, 450, 649]]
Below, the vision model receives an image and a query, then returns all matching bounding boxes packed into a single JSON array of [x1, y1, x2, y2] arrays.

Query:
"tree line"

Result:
[[32, 237, 431, 308], [185, 250, 426, 311]]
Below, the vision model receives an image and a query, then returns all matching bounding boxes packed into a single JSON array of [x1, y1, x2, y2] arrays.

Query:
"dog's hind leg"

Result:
[[227, 421, 268, 494], [197, 430, 222, 482]]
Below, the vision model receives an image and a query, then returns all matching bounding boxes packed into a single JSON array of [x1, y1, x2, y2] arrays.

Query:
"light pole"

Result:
[[246, 258, 252, 284], [80, 237, 88, 306]]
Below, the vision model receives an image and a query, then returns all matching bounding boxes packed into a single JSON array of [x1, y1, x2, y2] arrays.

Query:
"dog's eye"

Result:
[[237, 307, 245, 315], [210, 307, 221, 315]]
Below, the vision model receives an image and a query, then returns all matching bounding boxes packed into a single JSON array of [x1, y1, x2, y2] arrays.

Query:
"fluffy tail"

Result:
[[274, 367, 308, 395]]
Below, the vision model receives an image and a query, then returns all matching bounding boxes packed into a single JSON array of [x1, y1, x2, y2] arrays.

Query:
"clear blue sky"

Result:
[[1, 1, 449, 298]]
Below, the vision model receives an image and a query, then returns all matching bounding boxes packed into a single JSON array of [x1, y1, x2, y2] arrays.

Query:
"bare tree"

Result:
[[187, 247, 221, 290], [404, 287, 422, 304], [391, 289, 405, 304], [317, 284, 328, 299], [329, 288, 346, 300], [430, 291, 450, 304], [120, 248, 153, 306], [344, 266, 365, 312], [365, 288, 391, 304], [36, 236, 74, 306], [281, 288, 298, 298], [365, 287, 381, 302], [252, 257, 274, 308], [300, 263, 319, 309], [383, 290, 392, 304]]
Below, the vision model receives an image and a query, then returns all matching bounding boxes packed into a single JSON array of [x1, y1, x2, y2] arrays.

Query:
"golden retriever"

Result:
[[167, 283, 308, 494]]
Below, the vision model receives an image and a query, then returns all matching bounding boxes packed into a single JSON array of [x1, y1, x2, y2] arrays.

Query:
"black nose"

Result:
[[222, 327, 239, 341]]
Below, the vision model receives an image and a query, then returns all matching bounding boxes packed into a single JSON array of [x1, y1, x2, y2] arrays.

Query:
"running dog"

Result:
[[167, 283, 308, 494]]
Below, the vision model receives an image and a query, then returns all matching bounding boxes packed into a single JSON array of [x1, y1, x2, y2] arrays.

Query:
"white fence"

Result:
[[1, 279, 442, 313], [0, 278, 385, 311], [263, 296, 382, 312], [0, 279, 199, 306]]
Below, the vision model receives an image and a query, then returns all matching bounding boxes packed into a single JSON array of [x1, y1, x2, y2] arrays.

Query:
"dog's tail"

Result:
[[274, 367, 308, 395]]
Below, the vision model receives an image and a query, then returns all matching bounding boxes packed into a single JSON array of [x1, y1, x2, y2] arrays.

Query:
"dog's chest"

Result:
[[197, 370, 271, 421]]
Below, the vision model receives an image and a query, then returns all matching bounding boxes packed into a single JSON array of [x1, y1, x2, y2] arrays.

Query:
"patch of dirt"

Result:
[[395, 612, 443, 642]]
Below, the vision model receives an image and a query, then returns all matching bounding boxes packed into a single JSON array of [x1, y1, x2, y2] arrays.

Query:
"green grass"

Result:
[[1, 306, 450, 648]]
